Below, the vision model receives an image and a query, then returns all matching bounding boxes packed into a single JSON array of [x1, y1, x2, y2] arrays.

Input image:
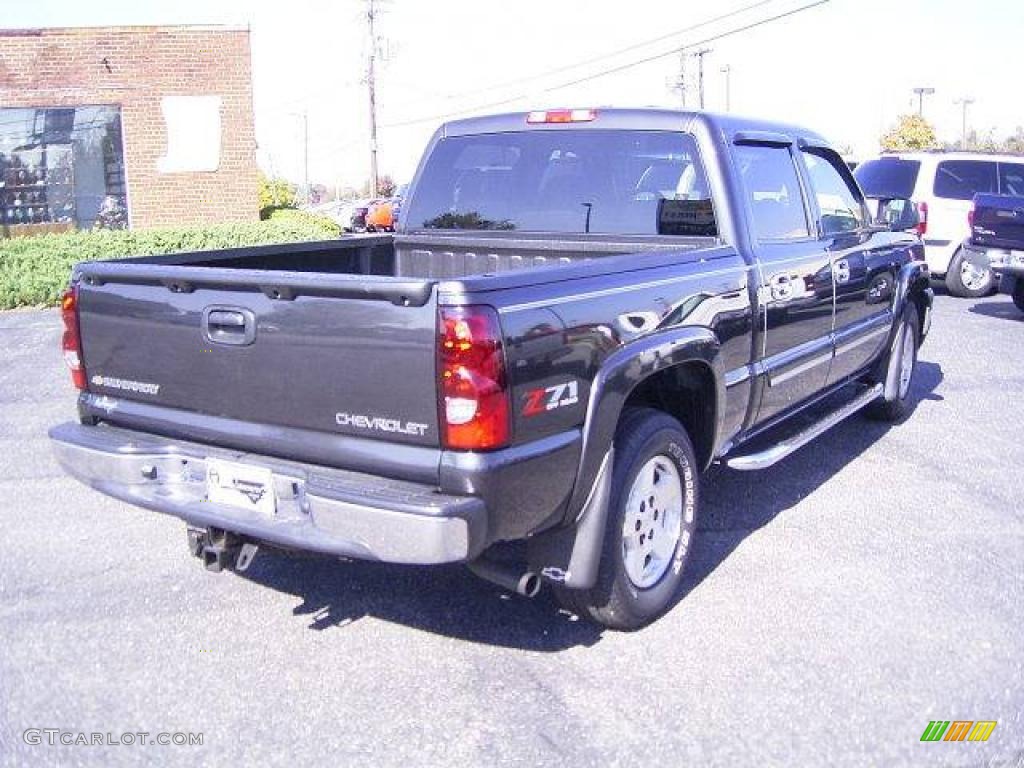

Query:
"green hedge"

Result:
[[0, 212, 341, 310]]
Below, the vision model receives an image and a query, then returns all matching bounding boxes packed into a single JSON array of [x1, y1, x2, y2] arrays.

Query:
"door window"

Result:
[[802, 149, 866, 236], [933, 160, 997, 200], [733, 144, 809, 241]]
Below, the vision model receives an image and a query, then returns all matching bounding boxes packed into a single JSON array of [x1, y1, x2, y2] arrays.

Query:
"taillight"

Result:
[[915, 201, 928, 236], [60, 286, 87, 390], [438, 305, 509, 450], [526, 109, 597, 124]]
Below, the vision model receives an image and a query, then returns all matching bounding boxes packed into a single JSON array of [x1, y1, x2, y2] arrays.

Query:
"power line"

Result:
[[395, 0, 779, 109], [381, 0, 831, 129]]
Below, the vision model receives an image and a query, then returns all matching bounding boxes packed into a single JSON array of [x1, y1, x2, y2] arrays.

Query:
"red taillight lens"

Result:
[[915, 201, 928, 236], [526, 109, 597, 124], [439, 305, 509, 450], [60, 286, 87, 390]]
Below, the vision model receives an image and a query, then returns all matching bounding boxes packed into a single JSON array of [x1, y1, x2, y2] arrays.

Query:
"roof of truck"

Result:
[[440, 107, 833, 150]]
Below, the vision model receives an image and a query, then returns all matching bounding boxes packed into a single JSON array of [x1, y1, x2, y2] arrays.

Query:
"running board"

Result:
[[725, 384, 883, 471]]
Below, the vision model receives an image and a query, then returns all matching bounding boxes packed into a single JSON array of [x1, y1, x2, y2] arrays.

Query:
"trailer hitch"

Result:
[[187, 527, 259, 573]]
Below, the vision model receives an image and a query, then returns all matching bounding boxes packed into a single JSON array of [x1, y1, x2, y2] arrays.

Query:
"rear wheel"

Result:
[[945, 249, 994, 298], [555, 408, 699, 630], [866, 304, 920, 422]]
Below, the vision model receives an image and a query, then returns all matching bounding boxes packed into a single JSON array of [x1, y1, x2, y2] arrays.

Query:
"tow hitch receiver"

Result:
[[187, 527, 259, 573]]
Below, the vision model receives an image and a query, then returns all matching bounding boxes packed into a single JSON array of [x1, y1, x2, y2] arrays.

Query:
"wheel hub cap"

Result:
[[621, 455, 684, 589], [960, 259, 990, 291]]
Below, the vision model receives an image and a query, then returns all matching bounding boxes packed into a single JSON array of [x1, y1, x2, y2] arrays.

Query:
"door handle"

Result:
[[202, 307, 256, 346]]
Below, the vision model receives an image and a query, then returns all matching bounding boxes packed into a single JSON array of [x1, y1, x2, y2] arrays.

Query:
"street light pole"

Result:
[[955, 97, 975, 149], [721, 65, 731, 112], [693, 48, 712, 109], [912, 87, 935, 117]]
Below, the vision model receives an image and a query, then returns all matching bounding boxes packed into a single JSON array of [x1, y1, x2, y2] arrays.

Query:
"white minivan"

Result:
[[855, 152, 1024, 296]]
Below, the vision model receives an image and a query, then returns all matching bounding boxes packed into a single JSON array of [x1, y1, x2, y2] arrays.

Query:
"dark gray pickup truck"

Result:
[[51, 109, 933, 629]]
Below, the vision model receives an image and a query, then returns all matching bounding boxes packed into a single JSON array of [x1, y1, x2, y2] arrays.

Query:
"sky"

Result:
[[3, 0, 1023, 191]]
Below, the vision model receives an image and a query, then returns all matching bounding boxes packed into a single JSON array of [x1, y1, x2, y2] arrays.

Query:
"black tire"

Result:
[[945, 249, 994, 298], [555, 408, 699, 630], [1013, 281, 1024, 313], [865, 304, 920, 422]]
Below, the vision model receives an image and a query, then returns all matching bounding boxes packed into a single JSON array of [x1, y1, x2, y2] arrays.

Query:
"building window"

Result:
[[0, 106, 127, 236]]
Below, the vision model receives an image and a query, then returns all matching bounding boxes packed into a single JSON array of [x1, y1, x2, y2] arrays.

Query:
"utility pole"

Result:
[[721, 65, 731, 112], [366, 0, 380, 198], [956, 97, 975, 149], [912, 87, 935, 117], [693, 48, 712, 109], [672, 50, 688, 108]]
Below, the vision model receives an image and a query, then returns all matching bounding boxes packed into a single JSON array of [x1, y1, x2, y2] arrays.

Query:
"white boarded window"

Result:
[[157, 96, 222, 173]]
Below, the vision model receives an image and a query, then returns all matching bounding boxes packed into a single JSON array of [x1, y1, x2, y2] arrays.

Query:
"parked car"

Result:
[[50, 108, 932, 630], [855, 151, 1024, 297], [963, 192, 1024, 313]]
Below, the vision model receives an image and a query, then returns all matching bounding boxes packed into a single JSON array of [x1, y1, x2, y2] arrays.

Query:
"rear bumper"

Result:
[[49, 422, 487, 564]]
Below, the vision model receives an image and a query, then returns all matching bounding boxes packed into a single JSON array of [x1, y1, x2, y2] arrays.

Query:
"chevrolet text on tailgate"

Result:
[[51, 109, 933, 630]]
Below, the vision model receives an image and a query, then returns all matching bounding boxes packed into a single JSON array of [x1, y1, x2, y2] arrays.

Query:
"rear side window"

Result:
[[404, 130, 716, 237], [853, 158, 921, 199], [998, 163, 1024, 196], [933, 160, 997, 200], [733, 144, 809, 240]]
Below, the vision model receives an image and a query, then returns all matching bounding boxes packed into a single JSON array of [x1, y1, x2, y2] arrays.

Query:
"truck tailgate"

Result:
[[76, 265, 441, 452], [972, 192, 1024, 251]]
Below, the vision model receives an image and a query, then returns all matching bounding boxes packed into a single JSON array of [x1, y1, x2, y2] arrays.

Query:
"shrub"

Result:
[[0, 217, 340, 310], [258, 172, 297, 218], [265, 207, 341, 237]]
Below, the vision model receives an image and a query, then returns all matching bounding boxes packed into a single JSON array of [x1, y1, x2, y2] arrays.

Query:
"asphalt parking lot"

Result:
[[0, 291, 1021, 767]]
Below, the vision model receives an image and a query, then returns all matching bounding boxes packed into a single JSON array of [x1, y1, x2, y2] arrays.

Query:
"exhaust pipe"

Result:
[[468, 559, 542, 598]]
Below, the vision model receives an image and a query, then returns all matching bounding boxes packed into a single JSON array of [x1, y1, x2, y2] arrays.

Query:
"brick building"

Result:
[[0, 25, 258, 235]]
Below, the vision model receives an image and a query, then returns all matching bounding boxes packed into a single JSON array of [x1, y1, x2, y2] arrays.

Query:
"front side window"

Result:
[[404, 130, 716, 237], [0, 106, 127, 235], [802, 149, 865, 236], [933, 160, 997, 200], [733, 144, 809, 241]]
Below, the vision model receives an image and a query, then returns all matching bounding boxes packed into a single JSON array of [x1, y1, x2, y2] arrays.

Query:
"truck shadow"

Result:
[[237, 360, 943, 652], [968, 299, 1023, 321]]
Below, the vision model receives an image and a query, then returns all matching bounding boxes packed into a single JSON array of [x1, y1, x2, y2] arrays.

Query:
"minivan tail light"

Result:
[[915, 201, 928, 236], [438, 306, 510, 450], [526, 109, 597, 124], [60, 286, 87, 390]]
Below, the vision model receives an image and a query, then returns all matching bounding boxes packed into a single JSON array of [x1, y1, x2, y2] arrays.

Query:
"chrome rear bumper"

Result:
[[49, 422, 486, 564]]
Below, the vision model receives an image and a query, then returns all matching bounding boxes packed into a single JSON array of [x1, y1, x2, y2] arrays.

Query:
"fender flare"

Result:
[[528, 326, 725, 588], [565, 326, 725, 522], [893, 260, 933, 339]]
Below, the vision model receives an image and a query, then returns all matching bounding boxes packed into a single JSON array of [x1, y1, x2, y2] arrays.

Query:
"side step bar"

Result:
[[726, 384, 883, 471]]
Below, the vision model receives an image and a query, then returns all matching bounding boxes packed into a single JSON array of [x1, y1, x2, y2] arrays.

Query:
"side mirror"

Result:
[[868, 197, 920, 232]]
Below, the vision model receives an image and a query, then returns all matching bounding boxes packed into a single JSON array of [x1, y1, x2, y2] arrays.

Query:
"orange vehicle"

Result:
[[364, 199, 394, 232]]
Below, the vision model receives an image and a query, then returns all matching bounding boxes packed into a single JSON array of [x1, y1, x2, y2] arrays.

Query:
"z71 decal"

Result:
[[522, 381, 580, 417]]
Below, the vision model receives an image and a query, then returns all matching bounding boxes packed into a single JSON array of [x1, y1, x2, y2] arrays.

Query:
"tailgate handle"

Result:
[[203, 307, 256, 346]]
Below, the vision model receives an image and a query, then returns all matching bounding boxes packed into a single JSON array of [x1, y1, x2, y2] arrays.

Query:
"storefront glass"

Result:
[[0, 106, 127, 235]]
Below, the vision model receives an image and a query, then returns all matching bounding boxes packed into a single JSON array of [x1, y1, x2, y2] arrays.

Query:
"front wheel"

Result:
[[866, 304, 920, 422], [1013, 280, 1024, 313], [945, 249, 994, 298], [555, 408, 699, 630]]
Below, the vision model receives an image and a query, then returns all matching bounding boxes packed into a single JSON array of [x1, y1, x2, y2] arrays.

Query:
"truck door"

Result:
[[799, 145, 901, 384], [733, 141, 836, 425]]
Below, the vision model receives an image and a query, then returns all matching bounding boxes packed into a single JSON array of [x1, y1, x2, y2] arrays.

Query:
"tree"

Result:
[[257, 171, 297, 218], [880, 114, 938, 152], [363, 173, 397, 198]]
